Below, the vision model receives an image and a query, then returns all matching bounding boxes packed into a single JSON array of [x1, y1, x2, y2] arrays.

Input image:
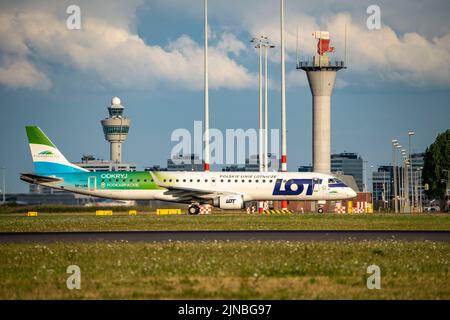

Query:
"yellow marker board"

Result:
[[156, 208, 182, 215], [96, 210, 113, 216], [347, 201, 353, 214]]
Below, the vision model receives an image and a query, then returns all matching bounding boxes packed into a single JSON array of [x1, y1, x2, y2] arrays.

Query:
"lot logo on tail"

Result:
[[272, 179, 314, 196]]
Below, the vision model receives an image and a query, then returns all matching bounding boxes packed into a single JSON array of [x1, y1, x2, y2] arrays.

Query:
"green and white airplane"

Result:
[[21, 126, 357, 214]]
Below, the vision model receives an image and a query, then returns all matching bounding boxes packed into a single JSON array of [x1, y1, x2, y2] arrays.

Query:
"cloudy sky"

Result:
[[1, 0, 449, 192]]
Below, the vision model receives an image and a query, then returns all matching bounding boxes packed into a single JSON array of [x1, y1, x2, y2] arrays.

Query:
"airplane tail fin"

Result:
[[26, 126, 88, 175]]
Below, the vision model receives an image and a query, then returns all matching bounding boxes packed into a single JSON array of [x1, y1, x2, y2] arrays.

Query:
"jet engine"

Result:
[[213, 195, 244, 209]]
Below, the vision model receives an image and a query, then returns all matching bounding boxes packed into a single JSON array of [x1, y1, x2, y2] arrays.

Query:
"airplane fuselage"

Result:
[[35, 170, 356, 204]]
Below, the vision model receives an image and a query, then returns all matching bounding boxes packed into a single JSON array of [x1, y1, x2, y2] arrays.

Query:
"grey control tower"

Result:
[[297, 31, 346, 173], [100, 97, 131, 163]]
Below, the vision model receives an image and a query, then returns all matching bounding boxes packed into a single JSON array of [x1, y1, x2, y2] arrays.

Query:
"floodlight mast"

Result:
[[203, 0, 210, 172], [280, 0, 288, 210], [251, 37, 264, 172], [251, 36, 275, 173]]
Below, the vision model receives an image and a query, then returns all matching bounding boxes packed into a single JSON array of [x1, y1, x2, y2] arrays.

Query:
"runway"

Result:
[[0, 230, 449, 243]]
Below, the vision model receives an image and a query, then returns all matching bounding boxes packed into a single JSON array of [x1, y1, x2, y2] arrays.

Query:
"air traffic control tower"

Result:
[[297, 31, 346, 173], [101, 97, 130, 163]]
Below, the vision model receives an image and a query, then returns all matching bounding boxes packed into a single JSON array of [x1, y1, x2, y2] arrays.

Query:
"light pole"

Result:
[[370, 165, 375, 209], [251, 36, 274, 213], [414, 168, 420, 212], [392, 140, 399, 213], [417, 166, 423, 212], [383, 170, 387, 210], [444, 169, 449, 212], [203, 0, 210, 172], [401, 149, 409, 212], [363, 160, 368, 192], [397, 145, 403, 212], [280, 0, 288, 211], [251, 36, 275, 171], [251, 37, 263, 172], [1, 167, 5, 204], [408, 130, 415, 210], [402, 149, 408, 213]]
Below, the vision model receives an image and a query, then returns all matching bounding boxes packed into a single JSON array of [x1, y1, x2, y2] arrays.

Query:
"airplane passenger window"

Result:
[[255, 180, 259, 183], [242, 180, 245, 183], [176, 179, 179, 182], [205, 179, 208, 182], [220, 179, 224, 183], [249, 180, 252, 183], [263, 179, 266, 183], [183, 179, 186, 182], [197, 179, 200, 182], [137, 179, 140, 182], [228, 179, 231, 183], [235, 179, 238, 183], [144, 179, 147, 182], [269, 180, 273, 183]]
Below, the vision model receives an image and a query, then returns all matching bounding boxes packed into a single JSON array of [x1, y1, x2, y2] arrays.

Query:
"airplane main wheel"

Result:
[[188, 205, 200, 215], [317, 207, 324, 213]]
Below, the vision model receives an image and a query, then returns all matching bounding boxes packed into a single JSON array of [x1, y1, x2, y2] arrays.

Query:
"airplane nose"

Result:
[[348, 188, 357, 198]]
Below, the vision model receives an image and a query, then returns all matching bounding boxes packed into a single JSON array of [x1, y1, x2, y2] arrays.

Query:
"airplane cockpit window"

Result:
[[328, 178, 344, 184]]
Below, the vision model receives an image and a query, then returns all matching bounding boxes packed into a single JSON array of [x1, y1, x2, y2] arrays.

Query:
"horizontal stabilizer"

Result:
[[20, 173, 62, 184]]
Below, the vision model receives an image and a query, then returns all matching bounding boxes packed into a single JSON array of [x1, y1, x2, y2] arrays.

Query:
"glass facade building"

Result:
[[331, 152, 364, 192]]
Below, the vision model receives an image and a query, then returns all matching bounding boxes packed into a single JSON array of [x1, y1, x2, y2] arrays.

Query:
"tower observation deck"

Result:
[[297, 31, 346, 173], [100, 97, 130, 163]]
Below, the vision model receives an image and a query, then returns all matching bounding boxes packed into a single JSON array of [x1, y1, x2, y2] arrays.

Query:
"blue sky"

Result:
[[1, 0, 449, 193]]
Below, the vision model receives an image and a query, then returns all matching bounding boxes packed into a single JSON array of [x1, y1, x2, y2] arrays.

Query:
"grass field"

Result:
[[1, 212, 448, 299], [0, 212, 449, 232], [0, 241, 448, 299]]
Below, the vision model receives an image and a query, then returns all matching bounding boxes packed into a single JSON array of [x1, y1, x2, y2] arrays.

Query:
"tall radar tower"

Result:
[[101, 97, 131, 163], [297, 31, 346, 173]]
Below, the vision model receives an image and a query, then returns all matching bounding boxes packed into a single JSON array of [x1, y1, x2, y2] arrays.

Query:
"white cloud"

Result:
[[151, 0, 450, 88], [0, 1, 255, 91], [0, 57, 51, 90], [1, 0, 449, 91]]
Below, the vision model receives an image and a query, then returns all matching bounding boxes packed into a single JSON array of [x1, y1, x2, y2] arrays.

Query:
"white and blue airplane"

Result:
[[21, 127, 357, 214]]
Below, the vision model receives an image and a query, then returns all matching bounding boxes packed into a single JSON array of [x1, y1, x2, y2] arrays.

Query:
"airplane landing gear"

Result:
[[317, 207, 324, 213], [188, 204, 200, 215]]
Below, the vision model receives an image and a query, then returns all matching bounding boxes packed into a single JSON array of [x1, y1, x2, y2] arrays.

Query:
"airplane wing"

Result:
[[152, 174, 241, 203]]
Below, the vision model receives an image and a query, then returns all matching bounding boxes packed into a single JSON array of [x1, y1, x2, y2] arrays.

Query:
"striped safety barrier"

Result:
[[262, 209, 294, 214], [246, 206, 256, 214], [334, 206, 346, 214], [199, 204, 212, 215], [335, 201, 373, 214]]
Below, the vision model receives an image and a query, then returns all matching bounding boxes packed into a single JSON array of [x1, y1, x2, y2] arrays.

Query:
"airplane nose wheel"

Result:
[[188, 205, 200, 215], [317, 207, 324, 214]]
